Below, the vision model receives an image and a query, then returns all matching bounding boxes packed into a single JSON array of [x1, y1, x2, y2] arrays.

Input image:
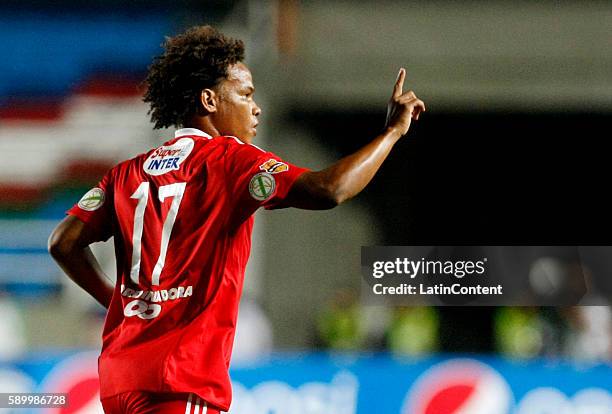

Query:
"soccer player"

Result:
[[48, 26, 424, 414]]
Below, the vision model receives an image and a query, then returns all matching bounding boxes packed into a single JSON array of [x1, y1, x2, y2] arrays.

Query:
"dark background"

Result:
[[294, 110, 610, 245], [294, 109, 610, 352]]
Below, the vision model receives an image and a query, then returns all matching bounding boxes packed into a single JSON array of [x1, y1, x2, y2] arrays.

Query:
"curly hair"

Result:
[[143, 26, 245, 129]]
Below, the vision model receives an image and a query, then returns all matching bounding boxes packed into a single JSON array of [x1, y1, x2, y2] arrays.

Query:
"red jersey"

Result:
[[67, 128, 307, 411]]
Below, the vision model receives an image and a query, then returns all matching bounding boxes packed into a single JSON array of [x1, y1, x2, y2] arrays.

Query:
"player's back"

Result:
[[96, 128, 255, 407], [68, 127, 307, 410], [107, 128, 241, 334]]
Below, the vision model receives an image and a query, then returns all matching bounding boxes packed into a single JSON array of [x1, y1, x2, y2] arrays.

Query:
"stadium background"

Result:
[[0, 1, 610, 413]]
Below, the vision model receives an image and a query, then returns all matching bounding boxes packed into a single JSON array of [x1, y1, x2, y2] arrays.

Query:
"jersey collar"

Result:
[[175, 128, 212, 139]]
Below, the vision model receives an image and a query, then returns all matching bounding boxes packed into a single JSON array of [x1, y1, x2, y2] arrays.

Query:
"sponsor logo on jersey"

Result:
[[120, 284, 193, 303], [249, 172, 276, 201], [120, 284, 194, 320], [144, 137, 194, 176], [259, 158, 289, 174], [78, 187, 105, 211]]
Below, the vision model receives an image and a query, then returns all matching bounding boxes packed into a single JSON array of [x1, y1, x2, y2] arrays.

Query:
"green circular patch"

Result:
[[78, 187, 105, 211], [249, 172, 276, 201]]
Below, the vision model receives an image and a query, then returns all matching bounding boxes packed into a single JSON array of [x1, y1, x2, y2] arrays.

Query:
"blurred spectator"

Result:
[[386, 307, 439, 356], [564, 305, 612, 362], [539, 307, 571, 357], [316, 288, 364, 351], [561, 259, 612, 362], [494, 307, 544, 359]]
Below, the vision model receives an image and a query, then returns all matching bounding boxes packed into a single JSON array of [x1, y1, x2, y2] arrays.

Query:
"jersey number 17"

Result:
[[129, 181, 186, 286]]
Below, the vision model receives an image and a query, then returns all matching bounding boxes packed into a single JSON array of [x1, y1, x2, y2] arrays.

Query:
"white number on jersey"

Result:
[[129, 182, 187, 285]]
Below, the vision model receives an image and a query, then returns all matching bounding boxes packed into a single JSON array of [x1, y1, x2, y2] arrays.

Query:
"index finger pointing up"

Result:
[[393, 68, 406, 98]]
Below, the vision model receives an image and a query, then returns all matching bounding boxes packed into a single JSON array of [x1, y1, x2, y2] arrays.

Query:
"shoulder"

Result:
[[111, 155, 140, 178]]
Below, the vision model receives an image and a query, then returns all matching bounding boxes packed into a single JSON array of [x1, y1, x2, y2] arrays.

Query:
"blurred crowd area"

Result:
[[314, 292, 612, 362], [1, 287, 611, 364], [1, 0, 611, 366]]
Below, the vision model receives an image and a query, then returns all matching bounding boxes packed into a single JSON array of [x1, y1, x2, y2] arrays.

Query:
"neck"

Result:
[[184, 116, 220, 138]]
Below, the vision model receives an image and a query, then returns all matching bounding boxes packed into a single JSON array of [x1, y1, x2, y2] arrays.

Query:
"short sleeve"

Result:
[[66, 169, 115, 242], [225, 142, 308, 219]]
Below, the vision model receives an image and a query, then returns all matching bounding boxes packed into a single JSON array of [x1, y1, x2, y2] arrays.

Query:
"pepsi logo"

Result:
[[39, 351, 102, 414], [403, 359, 513, 414]]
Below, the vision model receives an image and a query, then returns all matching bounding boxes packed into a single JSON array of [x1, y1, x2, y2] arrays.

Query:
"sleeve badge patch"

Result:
[[259, 158, 289, 174], [78, 187, 105, 211], [249, 172, 276, 201]]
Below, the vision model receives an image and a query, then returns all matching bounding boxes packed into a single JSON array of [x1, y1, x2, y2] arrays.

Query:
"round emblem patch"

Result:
[[78, 187, 105, 211], [249, 172, 276, 201]]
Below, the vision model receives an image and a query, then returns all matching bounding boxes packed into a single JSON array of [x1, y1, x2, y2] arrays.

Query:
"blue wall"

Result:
[[2, 351, 610, 413], [0, 13, 173, 102]]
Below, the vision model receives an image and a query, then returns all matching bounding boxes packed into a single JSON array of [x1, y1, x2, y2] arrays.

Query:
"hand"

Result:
[[385, 68, 426, 137]]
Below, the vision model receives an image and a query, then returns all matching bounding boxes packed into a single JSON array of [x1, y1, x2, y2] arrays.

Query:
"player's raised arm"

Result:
[[48, 215, 114, 309], [283, 68, 426, 210]]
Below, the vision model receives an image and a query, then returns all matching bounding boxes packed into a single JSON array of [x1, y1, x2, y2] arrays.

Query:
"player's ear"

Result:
[[199, 88, 218, 114]]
